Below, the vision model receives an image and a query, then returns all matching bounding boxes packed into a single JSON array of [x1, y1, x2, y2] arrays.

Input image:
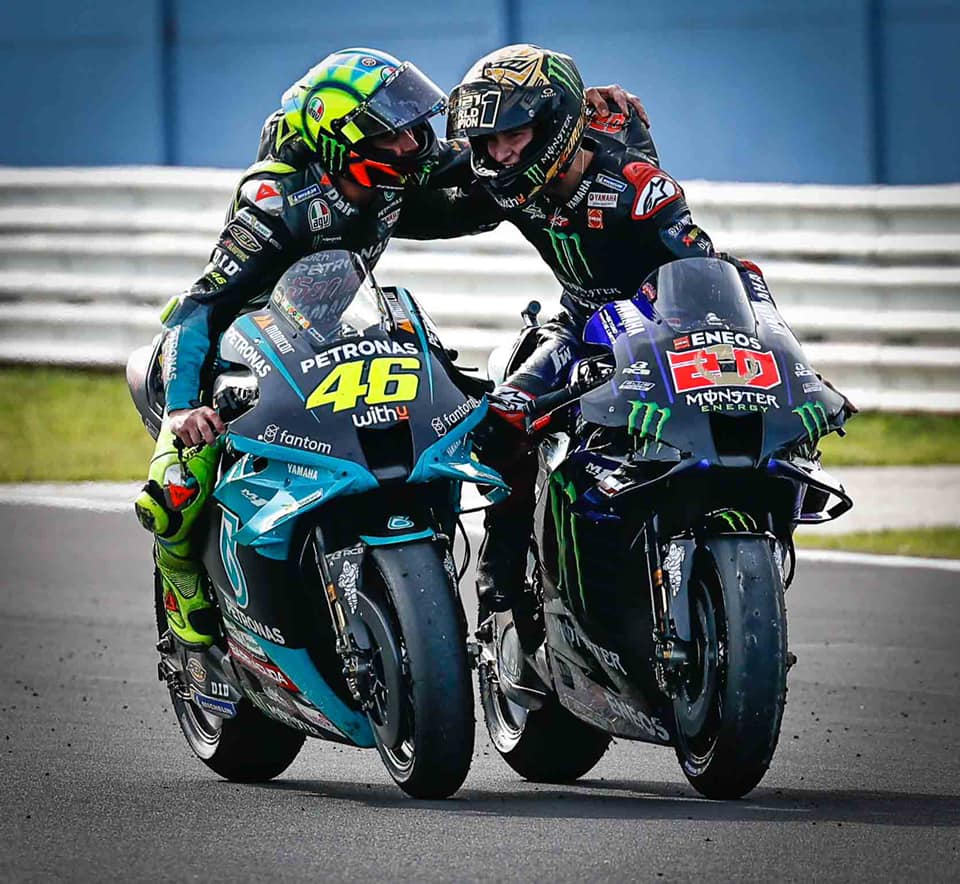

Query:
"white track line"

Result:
[[1, 484, 958, 573]]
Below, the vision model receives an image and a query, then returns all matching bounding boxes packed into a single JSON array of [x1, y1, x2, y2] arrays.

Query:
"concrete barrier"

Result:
[[1, 166, 959, 411]]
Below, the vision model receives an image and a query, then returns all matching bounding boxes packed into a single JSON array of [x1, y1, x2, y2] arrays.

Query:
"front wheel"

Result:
[[364, 542, 474, 799], [154, 571, 305, 782], [673, 537, 787, 799]]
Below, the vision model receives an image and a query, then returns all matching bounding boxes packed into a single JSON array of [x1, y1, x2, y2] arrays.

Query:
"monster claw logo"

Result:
[[524, 165, 547, 186], [627, 400, 671, 453], [545, 55, 581, 93], [714, 509, 758, 532], [318, 133, 347, 171], [793, 401, 830, 442], [545, 229, 592, 284]]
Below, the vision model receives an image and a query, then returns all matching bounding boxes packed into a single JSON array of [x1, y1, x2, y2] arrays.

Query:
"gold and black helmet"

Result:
[[447, 44, 586, 208]]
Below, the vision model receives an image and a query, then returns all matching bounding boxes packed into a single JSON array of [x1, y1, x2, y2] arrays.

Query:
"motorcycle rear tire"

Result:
[[154, 571, 305, 782], [673, 537, 787, 799], [365, 542, 474, 799], [479, 619, 610, 783]]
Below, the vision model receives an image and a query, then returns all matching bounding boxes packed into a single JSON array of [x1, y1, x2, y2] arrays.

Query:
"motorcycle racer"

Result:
[[402, 44, 767, 618], [132, 45, 651, 649]]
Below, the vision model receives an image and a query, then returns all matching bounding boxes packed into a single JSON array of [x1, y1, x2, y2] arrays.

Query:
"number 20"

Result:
[[306, 357, 421, 413]]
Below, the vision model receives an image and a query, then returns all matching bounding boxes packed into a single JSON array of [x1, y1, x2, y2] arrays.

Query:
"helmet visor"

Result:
[[332, 62, 446, 145], [447, 83, 559, 138]]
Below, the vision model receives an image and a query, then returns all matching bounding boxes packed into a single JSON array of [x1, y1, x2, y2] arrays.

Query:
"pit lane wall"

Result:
[[0, 166, 958, 412]]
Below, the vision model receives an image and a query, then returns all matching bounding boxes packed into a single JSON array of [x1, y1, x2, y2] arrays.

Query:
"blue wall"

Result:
[[1, 0, 957, 183]]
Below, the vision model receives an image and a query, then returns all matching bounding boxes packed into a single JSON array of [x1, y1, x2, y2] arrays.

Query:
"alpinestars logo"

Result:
[[793, 401, 830, 442], [545, 229, 592, 284], [639, 177, 678, 216]]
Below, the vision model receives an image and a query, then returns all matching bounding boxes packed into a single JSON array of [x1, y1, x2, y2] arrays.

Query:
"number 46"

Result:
[[306, 357, 421, 413]]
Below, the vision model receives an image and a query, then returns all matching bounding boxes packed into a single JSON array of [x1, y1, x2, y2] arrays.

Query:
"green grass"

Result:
[[819, 411, 959, 466], [0, 367, 154, 482], [797, 526, 960, 559], [0, 367, 958, 482]]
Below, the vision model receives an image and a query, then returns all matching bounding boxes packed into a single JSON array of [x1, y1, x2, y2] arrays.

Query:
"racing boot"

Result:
[[134, 428, 220, 648], [476, 506, 531, 617], [153, 540, 217, 648], [476, 496, 545, 654]]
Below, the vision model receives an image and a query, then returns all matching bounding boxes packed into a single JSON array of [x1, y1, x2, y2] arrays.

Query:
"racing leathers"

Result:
[[134, 126, 479, 647], [396, 119, 763, 615]]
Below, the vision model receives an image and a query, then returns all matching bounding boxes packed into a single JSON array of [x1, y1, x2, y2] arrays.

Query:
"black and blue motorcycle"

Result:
[[128, 250, 504, 799], [478, 256, 854, 799]]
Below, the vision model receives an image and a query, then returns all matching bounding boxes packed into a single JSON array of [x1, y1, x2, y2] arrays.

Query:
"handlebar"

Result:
[[520, 370, 612, 431]]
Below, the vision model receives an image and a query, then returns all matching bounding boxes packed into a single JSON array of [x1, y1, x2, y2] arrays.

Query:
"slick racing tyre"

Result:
[[154, 570, 304, 782], [479, 616, 610, 783], [673, 537, 787, 799], [364, 542, 474, 799]]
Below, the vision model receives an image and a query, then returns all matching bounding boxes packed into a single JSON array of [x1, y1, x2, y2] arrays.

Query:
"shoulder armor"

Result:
[[623, 162, 683, 220], [233, 161, 299, 217]]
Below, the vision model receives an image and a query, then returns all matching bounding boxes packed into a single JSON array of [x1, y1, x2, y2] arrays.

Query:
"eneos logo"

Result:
[[668, 345, 781, 393]]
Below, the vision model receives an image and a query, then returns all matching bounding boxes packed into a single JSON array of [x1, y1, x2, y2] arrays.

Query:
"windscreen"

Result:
[[269, 250, 384, 342], [639, 257, 756, 334]]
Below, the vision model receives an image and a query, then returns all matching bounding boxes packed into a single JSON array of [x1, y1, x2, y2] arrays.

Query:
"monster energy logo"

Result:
[[545, 229, 592, 284], [524, 165, 546, 186], [412, 158, 437, 186], [275, 117, 297, 152], [318, 133, 347, 171], [546, 55, 581, 93], [627, 400, 671, 454], [793, 401, 829, 442], [714, 509, 758, 532], [550, 471, 587, 610]]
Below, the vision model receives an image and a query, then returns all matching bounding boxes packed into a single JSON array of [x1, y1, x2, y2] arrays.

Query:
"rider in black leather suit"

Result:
[[394, 43, 768, 618]]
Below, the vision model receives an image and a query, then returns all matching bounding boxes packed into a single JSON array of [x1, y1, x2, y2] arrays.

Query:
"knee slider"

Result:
[[135, 480, 183, 538]]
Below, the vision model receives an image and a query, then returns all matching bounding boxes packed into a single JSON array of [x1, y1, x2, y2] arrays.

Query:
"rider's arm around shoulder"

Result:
[[394, 179, 502, 241], [586, 107, 660, 166]]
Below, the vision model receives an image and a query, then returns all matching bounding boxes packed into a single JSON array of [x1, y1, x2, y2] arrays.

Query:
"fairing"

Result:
[[580, 257, 848, 465]]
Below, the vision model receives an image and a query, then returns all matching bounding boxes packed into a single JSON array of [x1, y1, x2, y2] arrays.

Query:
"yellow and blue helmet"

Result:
[[281, 48, 446, 188]]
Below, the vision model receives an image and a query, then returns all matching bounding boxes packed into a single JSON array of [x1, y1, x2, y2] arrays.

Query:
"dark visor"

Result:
[[447, 83, 558, 138], [332, 62, 446, 144]]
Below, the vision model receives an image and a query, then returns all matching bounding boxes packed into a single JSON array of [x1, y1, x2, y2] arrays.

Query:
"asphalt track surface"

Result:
[[1, 502, 958, 883]]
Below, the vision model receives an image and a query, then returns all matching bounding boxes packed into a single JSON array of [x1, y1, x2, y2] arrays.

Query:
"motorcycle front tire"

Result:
[[365, 541, 475, 799]]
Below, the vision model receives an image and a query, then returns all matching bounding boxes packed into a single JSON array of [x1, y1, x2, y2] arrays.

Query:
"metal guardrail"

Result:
[[1, 166, 959, 411]]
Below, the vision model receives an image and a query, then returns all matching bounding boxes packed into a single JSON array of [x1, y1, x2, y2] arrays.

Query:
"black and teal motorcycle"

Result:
[[478, 257, 854, 799], [128, 250, 503, 798]]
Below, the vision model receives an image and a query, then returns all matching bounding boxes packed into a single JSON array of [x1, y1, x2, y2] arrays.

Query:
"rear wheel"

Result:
[[364, 543, 474, 799], [479, 616, 610, 782], [154, 571, 304, 782], [673, 538, 787, 799]]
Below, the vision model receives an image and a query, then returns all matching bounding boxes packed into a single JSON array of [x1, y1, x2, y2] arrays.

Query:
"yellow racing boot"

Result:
[[153, 540, 217, 648]]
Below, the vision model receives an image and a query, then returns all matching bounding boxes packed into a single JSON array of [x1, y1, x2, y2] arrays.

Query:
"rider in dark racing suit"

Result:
[[133, 45, 649, 649], [394, 44, 770, 618]]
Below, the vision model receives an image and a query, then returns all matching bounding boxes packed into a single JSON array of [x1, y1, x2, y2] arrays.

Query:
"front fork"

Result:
[[641, 516, 697, 698], [310, 527, 375, 709]]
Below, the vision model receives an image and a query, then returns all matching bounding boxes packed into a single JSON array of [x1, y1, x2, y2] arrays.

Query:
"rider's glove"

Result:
[[717, 251, 765, 278], [487, 385, 536, 433], [818, 373, 860, 417]]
